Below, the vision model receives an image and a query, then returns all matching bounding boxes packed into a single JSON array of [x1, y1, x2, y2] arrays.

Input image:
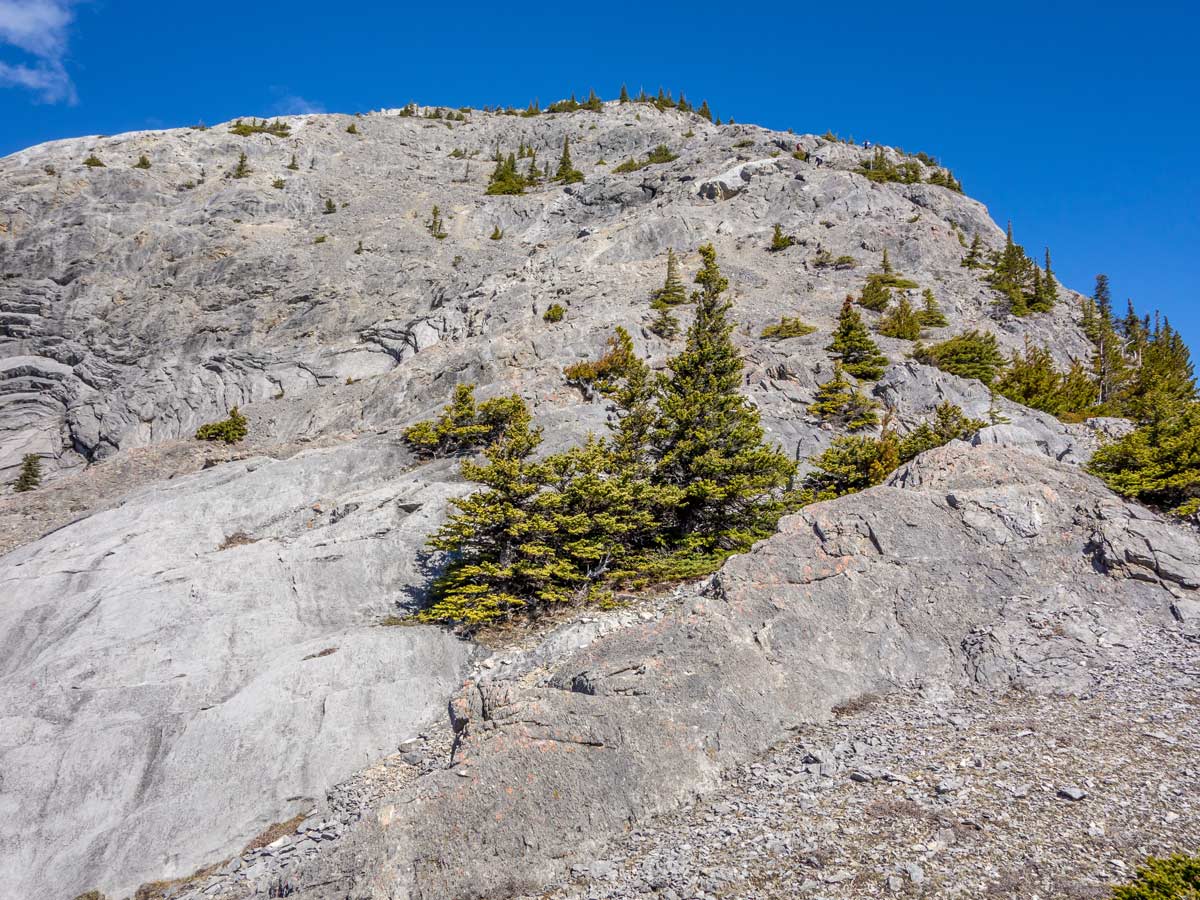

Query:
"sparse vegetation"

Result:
[[195, 408, 249, 444], [876, 296, 923, 340], [14, 453, 41, 492], [768, 224, 795, 252], [1109, 852, 1200, 899], [83, 154, 105, 168], [915, 330, 1006, 385], [553, 136, 584, 184], [490, 225, 503, 240], [232, 152, 251, 179], [808, 366, 879, 431], [133, 154, 151, 170], [612, 144, 679, 173], [761, 316, 816, 340], [403, 384, 530, 459], [543, 303, 565, 322], [427, 205, 448, 238], [228, 118, 291, 138]]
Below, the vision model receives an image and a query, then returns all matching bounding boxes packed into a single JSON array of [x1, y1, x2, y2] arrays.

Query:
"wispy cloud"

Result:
[[0, 0, 80, 103], [271, 94, 326, 116]]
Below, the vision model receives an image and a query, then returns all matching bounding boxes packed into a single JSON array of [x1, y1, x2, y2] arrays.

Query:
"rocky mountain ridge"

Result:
[[0, 101, 1195, 900]]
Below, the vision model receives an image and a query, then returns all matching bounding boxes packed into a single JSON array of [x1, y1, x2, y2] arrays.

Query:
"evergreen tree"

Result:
[[898, 403, 986, 461], [1080, 295, 1099, 342], [697, 100, 713, 122], [881, 247, 893, 274], [961, 233, 985, 269], [428, 205, 448, 239], [760, 317, 816, 340], [133, 154, 151, 170], [1088, 401, 1200, 517], [918, 288, 948, 327], [649, 248, 688, 307], [987, 222, 1034, 314], [915, 330, 1006, 385], [828, 298, 888, 380], [1030, 247, 1058, 312], [195, 407, 249, 444], [993, 339, 1097, 420], [651, 244, 796, 551], [554, 136, 584, 184], [768, 223, 795, 252], [13, 453, 41, 492], [232, 152, 251, 179], [286, 154, 299, 170], [1090, 287, 1131, 410], [619, 83, 630, 103], [584, 89, 603, 111], [403, 384, 530, 458], [1125, 315, 1197, 424], [857, 278, 891, 311], [808, 365, 879, 431], [876, 296, 923, 340], [649, 306, 681, 339]]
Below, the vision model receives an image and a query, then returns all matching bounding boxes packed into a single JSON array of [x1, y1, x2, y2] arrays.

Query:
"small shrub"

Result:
[[14, 453, 41, 492], [792, 149, 808, 161], [403, 384, 530, 458], [543, 303, 565, 323], [1110, 853, 1200, 899], [915, 330, 1005, 385], [876, 297, 923, 340], [354, 240, 364, 255], [428, 205, 448, 239], [83, 154, 105, 168], [272, 178, 285, 189], [313, 235, 326, 244], [286, 154, 299, 171], [232, 152, 251, 179], [133, 154, 151, 170], [490, 225, 503, 240], [345, 122, 359, 135], [229, 118, 291, 138], [195, 408, 248, 444], [761, 316, 816, 340], [768, 224, 795, 252]]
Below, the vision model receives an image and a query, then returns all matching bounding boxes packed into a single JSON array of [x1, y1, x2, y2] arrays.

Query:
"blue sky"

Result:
[[2, 0, 1197, 356]]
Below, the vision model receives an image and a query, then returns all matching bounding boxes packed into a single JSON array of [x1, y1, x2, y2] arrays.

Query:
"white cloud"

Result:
[[272, 94, 325, 115], [0, 0, 80, 103]]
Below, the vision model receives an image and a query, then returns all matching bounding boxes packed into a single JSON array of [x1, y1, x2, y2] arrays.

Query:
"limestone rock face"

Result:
[[0, 103, 1190, 900], [0, 439, 477, 900], [282, 443, 1196, 899]]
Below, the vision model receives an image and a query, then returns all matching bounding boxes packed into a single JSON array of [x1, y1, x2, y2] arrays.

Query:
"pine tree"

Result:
[[428, 205, 448, 239], [915, 331, 1006, 385], [1088, 401, 1200, 517], [232, 152, 251, 179], [195, 407, 249, 443], [1030, 247, 1058, 312], [13, 453, 41, 492], [584, 89, 603, 111], [650, 248, 688, 307], [697, 100, 713, 122], [881, 247, 893, 274], [651, 244, 796, 551], [768, 223, 794, 252], [994, 339, 1096, 419], [554, 136, 584, 184], [649, 306, 681, 339], [918, 288, 949, 327], [403, 384, 530, 458], [961, 233, 985, 269], [619, 83, 630, 103], [1125, 315, 1197, 424], [133, 154, 151, 170], [989, 222, 1033, 315], [898, 403, 987, 461], [858, 278, 891, 312], [876, 296, 922, 340], [828, 298, 888, 380], [1090, 286, 1131, 410], [323, 198, 337, 214], [808, 365, 879, 431], [286, 154, 299, 171]]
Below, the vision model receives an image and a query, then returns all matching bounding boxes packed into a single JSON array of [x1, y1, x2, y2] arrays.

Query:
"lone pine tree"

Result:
[[828, 299, 888, 380]]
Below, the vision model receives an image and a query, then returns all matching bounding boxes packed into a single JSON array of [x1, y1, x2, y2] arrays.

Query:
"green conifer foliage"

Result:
[[760, 317, 816, 340], [697, 100, 713, 122], [232, 152, 251, 179], [876, 296, 922, 340], [1029, 247, 1058, 312], [428, 205, 448, 239], [564, 327, 644, 398], [14, 453, 41, 492], [768, 224, 795, 252], [543, 303, 565, 322], [918, 289, 949, 327], [83, 154, 105, 168], [1088, 402, 1200, 517], [828, 299, 888, 380], [286, 154, 300, 171], [897, 403, 986, 461], [650, 248, 689, 308], [961, 233, 985, 269], [915, 330, 1006, 385], [994, 339, 1097, 420], [649, 307, 681, 338], [133, 154, 151, 170], [554, 136, 584, 184], [808, 365, 879, 431], [195, 408, 249, 444], [490, 225, 503, 240], [652, 244, 796, 550], [619, 83, 630, 103], [1109, 853, 1200, 900], [486, 151, 527, 195], [1089, 280, 1132, 410], [402, 384, 530, 459], [858, 278, 891, 312]]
